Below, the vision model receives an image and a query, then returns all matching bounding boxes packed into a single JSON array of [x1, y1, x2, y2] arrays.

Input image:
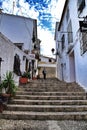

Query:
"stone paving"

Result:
[[0, 119, 87, 130]]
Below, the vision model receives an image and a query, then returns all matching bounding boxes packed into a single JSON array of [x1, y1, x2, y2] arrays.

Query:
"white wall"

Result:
[[0, 33, 28, 85], [70, 0, 87, 89], [0, 33, 14, 77], [0, 13, 33, 51], [74, 40, 87, 89], [56, 0, 87, 89]]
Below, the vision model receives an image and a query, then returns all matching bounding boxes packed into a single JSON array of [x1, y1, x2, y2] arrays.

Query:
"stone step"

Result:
[[10, 99, 87, 105], [27, 82, 82, 86], [1, 111, 87, 120], [16, 91, 86, 96], [21, 84, 83, 88], [0, 78, 86, 121], [22, 81, 82, 85], [21, 88, 84, 92], [27, 81, 81, 87], [6, 104, 87, 112], [15, 95, 86, 100], [28, 82, 79, 88]]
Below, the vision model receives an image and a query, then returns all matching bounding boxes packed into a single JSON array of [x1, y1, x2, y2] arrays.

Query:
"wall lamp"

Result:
[[51, 48, 59, 55], [0, 57, 4, 62], [51, 48, 62, 58]]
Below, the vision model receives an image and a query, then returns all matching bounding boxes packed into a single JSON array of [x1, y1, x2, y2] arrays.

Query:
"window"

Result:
[[66, 8, 70, 22], [26, 59, 28, 72], [13, 54, 21, 76], [80, 32, 87, 54], [61, 34, 65, 50], [77, 0, 85, 13], [14, 43, 23, 50], [17, 45, 22, 50], [67, 20, 73, 44]]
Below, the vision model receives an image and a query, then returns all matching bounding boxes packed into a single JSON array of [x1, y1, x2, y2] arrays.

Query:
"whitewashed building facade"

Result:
[[0, 13, 35, 51], [0, 32, 30, 85], [0, 13, 40, 84], [55, 0, 87, 89]]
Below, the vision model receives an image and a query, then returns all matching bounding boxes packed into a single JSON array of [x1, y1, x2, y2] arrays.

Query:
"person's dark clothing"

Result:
[[42, 69, 46, 79]]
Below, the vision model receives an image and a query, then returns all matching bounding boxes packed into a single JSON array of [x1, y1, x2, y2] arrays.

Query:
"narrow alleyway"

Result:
[[0, 78, 87, 130]]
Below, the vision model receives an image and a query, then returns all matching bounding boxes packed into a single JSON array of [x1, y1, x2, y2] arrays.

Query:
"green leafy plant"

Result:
[[0, 71, 17, 96], [22, 72, 31, 79]]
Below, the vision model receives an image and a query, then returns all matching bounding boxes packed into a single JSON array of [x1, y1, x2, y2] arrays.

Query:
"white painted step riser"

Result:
[[15, 95, 86, 100], [16, 92, 86, 96], [7, 105, 87, 112], [21, 88, 85, 92], [10, 100, 87, 105]]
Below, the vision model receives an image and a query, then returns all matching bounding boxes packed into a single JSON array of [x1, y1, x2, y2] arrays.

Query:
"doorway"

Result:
[[25, 59, 28, 72], [61, 63, 64, 81], [69, 51, 76, 82]]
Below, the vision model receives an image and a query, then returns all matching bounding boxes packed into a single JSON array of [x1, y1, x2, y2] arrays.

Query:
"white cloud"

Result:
[[46, 0, 66, 30], [2, 0, 13, 14], [38, 26, 55, 57], [2, 0, 39, 19]]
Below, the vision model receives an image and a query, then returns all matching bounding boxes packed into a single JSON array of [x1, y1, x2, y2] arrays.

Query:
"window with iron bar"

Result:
[[67, 20, 73, 44], [77, 0, 85, 13], [81, 32, 87, 54], [61, 34, 65, 51]]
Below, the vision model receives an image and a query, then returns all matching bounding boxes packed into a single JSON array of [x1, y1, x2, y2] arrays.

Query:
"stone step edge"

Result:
[[7, 104, 87, 108], [11, 99, 87, 102], [10, 99, 87, 105], [6, 104, 87, 112], [15, 95, 86, 100], [1, 111, 87, 120], [16, 91, 86, 94], [19, 90, 85, 92], [15, 95, 86, 97]]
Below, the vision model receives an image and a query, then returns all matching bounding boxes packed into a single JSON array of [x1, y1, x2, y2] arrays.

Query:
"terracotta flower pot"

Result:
[[32, 77, 37, 80], [0, 104, 3, 113], [19, 77, 28, 84], [2, 93, 11, 97]]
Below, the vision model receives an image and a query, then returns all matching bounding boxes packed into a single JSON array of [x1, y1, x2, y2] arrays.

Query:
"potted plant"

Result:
[[19, 71, 31, 84], [0, 71, 17, 98], [0, 71, 17, 112]]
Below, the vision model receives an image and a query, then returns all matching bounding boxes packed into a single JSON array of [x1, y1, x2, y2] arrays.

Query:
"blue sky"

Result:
[[0, 0, 66, 57]]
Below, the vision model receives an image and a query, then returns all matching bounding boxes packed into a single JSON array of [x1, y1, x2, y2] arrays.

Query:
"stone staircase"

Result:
[[0, 78, 87, 120]]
